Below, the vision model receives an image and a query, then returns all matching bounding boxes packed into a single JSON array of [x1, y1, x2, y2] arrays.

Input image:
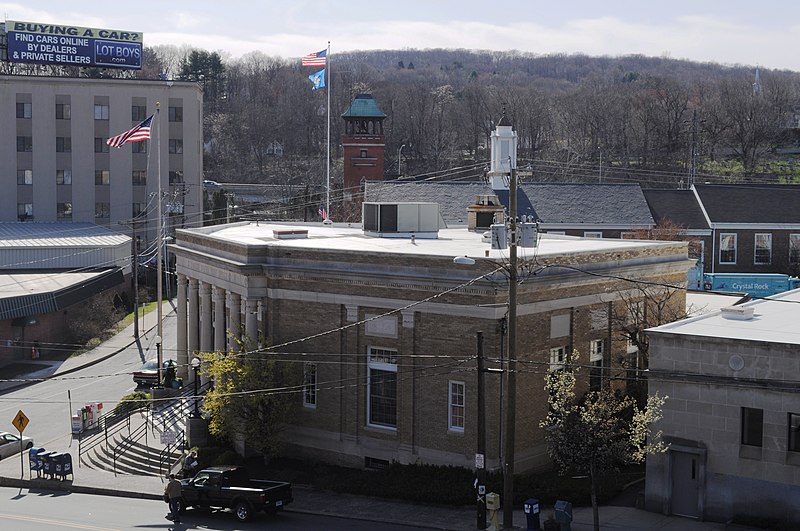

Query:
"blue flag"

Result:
[[309, 69, 325, 90]]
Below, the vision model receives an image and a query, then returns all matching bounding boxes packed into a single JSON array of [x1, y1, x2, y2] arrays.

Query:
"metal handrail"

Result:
[[78, 406, 147, 467]]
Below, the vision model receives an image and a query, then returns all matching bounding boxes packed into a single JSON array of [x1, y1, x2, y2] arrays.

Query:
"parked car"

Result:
[[179, 466, 293, 522], [0, 431, 33, 459], [132, 359, 176, 388]]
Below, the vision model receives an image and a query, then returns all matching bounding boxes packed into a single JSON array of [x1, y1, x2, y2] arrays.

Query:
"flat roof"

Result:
[[182, 221, 680, 261], [0, 223, 129, 248], [649, 288, 800, 345]]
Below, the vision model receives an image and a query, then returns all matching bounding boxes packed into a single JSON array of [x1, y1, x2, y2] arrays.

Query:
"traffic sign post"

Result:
[[12, 410, 29, 478]]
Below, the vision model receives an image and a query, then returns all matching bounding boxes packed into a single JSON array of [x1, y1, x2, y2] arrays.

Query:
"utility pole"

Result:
[[476, 331, 487, 530], [132, 222, 140, 339], [689, 109, 698, 188], [503, 165, 518, 530]]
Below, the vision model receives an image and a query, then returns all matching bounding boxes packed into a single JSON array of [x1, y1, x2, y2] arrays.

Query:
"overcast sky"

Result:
[[3, 1, 799, 71]]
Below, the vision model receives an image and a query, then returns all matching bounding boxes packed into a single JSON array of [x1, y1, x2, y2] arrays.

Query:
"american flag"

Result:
[[106, 114, 154, 148], [302, 49, 327, 66], [318, 206, 328, 220]]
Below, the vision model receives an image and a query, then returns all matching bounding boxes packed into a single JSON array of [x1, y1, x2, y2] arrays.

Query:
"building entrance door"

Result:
[[671, 451, 700, 518]]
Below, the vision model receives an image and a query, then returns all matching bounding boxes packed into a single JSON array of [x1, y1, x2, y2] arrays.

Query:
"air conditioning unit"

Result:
[[363, 202, 440, 238]]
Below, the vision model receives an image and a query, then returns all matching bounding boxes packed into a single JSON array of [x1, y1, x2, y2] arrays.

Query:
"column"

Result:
[[176, 273, 188, 381], [214, 286, 227, 352], [187, 278, 199, 358], [200, 282, 212, 353], [228, 292, 241, 354], [245, 297, 259, 345]]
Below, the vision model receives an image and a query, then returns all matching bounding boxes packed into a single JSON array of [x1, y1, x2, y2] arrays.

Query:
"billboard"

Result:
[[6, 20, 143, 70]]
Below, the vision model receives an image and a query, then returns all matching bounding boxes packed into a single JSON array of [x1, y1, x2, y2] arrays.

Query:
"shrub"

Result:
[[113, 391, 150, 417]]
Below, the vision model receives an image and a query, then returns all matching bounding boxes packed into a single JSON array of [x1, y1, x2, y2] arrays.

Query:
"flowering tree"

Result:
[[540, 351, 667, 531]]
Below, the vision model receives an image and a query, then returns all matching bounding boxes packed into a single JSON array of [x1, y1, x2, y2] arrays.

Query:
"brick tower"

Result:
[[341, 94, 386, 200]]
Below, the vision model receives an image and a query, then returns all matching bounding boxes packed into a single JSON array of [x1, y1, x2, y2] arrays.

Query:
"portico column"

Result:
[[214, 286, 227, 352], [176, 273, 188, 381], [228, 292, 241, 354], [245, 298, 259, 345], [200, 282, 212, 353], [187, 278, 199, 358]]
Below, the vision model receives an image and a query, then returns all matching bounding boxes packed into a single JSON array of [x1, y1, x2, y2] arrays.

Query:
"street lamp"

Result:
[[191, 356, 201, 417], [155, 335, 163, 386]]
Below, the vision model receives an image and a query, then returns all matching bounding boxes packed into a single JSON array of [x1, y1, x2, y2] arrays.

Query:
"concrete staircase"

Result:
[[81, 402, 186, 477]]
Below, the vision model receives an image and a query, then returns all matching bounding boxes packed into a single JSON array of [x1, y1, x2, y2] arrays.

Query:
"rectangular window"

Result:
[[303, 363, 317, 408], [754, 233, 772, 265], [169, 106, 183, 122], [448, 381, 465, 432], [791, 234, 800, 265], [132, 105, 147, 121], [57, 202, 72, 220], [56, 170, 72, 185], [719, 233, 737, 264], [549, 346, 566, 371], [17, 203, 33, 220], [741, 407, 763, 447], [789, 413, 800, 453], [620, 232, 637, 239], [17, 170, 33, 185], [94, 104, 109, 120], [132, 170, 147, 185], [132, 203, 147, 218], [95, 202, 110, 219], [132, 141, 147, 154], [17, 136, 33, 152], [169, 139, 183, 154], [589, 339, 604, 391], [583, 231, 602, 238], [56, 103, 71, 120], [169, 171, 184, 184], [95, 170, 110, 185], [94, 138, 109, 153], [16, 102, 32, 118], [367, 347, 398, 429], [56, 137, 72, 153]]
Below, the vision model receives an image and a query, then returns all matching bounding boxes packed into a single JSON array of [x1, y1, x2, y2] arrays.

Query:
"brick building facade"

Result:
[[171, 220, 690, 471]]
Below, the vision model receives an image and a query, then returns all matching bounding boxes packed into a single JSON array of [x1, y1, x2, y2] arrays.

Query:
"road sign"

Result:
[[12, 410, 29, 433]]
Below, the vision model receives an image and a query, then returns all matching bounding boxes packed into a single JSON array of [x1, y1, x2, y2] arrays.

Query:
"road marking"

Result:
[[0, 511, 124, 530]]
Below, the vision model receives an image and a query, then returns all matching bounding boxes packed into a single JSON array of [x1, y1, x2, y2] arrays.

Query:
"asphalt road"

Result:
[[0, 487, 430, 530], [0, 314, 177, 451]]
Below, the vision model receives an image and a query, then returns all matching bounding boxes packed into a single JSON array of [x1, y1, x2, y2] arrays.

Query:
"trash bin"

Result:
[[41, 451, 59, 479], [28, 447, 45, 477], [524, 498, 541, 530], [554, 500, 573, 531]]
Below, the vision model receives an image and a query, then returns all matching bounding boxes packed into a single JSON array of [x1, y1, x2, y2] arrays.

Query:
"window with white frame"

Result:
[[754, 233, 772, 265], [549, 346, 566, 371], [719, 233, 737, 264], [367, 347, 397, 429], [589, 339, 604, 391], [584, 231, 602, 238], [303, 362, 317, 408], [790, 234, 800, 265], [94, 104, 109, 120], [620, 232, 637, 239], [448, 381, 465, 432], [16, 102, 32, 119], [17, 170, 33, 185]]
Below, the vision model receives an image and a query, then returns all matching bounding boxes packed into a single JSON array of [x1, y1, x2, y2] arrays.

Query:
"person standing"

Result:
[[164, 473, 182, 523], [182, 450, 198, 478]]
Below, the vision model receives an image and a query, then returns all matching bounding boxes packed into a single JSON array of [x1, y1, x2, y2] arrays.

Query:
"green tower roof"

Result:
[[341, 93, 386, 118]]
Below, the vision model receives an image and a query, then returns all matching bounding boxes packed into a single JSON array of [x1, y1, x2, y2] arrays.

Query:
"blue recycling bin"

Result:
[[28, 447, 45, 477], [41, 451, 59, 479], [555, 500, 573, 531], [524, 498, 541, 530], [54, 452, 73, 480]]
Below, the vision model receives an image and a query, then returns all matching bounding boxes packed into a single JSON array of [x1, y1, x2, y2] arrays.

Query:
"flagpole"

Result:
[[326, 41, 331, 220], [155, 102, 164, 386]]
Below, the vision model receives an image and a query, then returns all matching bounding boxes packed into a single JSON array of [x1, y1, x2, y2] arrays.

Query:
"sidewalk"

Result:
[[0, 303, 759, 530]]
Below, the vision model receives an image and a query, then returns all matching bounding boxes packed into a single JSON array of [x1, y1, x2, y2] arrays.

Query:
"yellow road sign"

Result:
[[12, 410, 29, 433]]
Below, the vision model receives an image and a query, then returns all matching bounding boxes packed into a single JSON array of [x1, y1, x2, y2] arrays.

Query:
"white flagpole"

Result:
[[326, 41, 331, 220], [155, 103, 164, 385]]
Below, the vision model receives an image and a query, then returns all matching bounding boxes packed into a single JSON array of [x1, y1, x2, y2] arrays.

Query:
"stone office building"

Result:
[[170, 209, 691, 470]]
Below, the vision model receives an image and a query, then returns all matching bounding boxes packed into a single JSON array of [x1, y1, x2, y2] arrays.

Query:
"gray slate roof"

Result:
[[693, 184, 800, 224], [365, 181, 654, 227], [642, 189, 710, 229]]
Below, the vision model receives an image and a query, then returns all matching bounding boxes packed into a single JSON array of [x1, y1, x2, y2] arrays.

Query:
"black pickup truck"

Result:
[[178, 466, 293, 522]]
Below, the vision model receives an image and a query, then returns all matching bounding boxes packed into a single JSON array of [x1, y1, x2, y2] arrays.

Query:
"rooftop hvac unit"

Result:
[[491, 223, 507, 249], [363, 202, 440, 238]]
